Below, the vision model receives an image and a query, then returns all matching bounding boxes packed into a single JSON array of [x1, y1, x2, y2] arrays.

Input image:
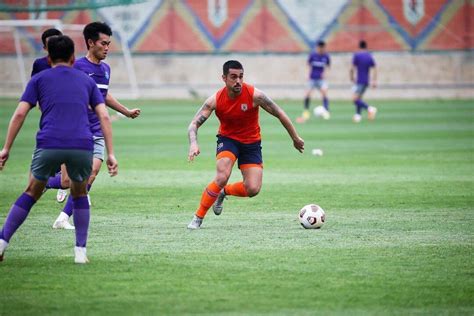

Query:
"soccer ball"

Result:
[[299, 204, 326, 229], [313, 105, 326, 117], [313, 106, 330, 120]]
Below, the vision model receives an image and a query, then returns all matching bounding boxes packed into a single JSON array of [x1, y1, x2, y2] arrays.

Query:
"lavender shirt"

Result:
[[352, 51, 375, 85], [31, 56, 50, 77], [74, 57, 111, 137], [21, 65, 104, 151], [308, 52, 330, 80]]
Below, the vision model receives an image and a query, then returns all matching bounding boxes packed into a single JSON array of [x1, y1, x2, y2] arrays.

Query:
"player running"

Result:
[[187, 60, 305, 229], [0, 35, 118, 264], [350, 40, 378, 123], [48, 22, 140, 229], [296, 40, 331, 123]]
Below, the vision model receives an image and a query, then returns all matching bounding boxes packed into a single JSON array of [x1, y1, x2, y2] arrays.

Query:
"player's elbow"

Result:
[[12, 111, 28, 124]]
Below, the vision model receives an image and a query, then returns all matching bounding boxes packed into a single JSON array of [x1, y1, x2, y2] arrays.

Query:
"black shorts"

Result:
[[216, 135, 263, 169]]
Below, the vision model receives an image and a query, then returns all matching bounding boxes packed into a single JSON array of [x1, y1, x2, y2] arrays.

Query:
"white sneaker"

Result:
[[368, 106, 378, 120], [187, 215, 203, 230], [87, 194, 91, 206], [353, 114, 362, 123], [52, 212, 75, 230], [74, 246, 89, 264], [56, 189, 68, 203], [0, 239, 8, 262]]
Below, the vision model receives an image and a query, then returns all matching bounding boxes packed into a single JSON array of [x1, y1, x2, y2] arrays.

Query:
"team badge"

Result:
[[241, 103, 248, 112], [208, 0, 227, 27], [403, 0, 424, 25]]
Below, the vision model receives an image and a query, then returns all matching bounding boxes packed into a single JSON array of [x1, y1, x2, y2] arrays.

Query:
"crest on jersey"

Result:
[[241, 103, 248, 112], [403, 0, 424, 25]]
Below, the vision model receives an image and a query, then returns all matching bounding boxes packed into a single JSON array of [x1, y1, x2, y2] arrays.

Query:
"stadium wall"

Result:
[[0, 0, 472, 54], [0, 0, 472, 99], [0, 51, 472, 99]]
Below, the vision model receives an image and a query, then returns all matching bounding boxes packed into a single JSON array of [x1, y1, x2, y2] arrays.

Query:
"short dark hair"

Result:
[[223, 60, 243, 76], [83, 22, 112, 49], [359, 40, 367, 49], [41, 28, 62, 48], [47, 35, 74, 64], [317, 40, 325, 47]]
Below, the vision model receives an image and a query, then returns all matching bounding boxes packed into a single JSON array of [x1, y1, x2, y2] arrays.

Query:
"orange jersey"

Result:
[[215, 83, 260, 144]]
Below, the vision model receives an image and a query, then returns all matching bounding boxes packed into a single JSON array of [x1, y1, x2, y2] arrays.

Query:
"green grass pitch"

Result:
[[0, 98, 472, 315]]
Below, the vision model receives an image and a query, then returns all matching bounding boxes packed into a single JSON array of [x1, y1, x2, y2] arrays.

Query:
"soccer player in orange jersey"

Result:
[[187, 60, 305, 229]]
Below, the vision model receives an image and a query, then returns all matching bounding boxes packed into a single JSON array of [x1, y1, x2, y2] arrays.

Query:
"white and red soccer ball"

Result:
[[299, 204, 326, 229]]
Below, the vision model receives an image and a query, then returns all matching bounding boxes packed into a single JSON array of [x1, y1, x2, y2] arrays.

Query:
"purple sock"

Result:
[[46, 174, 62, 189], [0, 193, 36, 242], [304, 97, 310, 110], [323, 97, 329, 111], [62, 195, 74, 217], [63, 184, 92, 217], [355, 99, 368, 114], [73, 196, 90, 247]]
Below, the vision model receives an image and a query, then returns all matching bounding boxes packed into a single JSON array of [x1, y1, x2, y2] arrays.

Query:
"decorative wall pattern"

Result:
[[0, 0, 472, 54]]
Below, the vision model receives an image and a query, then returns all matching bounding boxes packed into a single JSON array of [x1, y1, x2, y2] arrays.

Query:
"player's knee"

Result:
[[214, 175, 229, 188], [246, 184, 261, 197], [70, 185, 87, 198], [61, 178, 70, 189]]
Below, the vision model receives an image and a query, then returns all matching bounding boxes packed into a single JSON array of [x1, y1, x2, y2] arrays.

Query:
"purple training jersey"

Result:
[[74, 57, 111, 137], [20, 65, 104, 151], [352, 51, 375, 85], [308, 52, 330, 80], [31, 56, 51, 77]]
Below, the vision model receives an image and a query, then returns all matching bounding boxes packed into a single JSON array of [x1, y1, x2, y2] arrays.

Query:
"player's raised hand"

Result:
[[106, 154, 118, 176], [293, 136, 305, 153], [188, 143, 200, 162], [0, 148, 9, 170], [128, 108, 141, 119]]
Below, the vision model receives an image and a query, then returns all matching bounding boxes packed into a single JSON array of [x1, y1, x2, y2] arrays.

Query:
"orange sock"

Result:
[[196, 181, 222, 218], [224, 182, 248, 197]]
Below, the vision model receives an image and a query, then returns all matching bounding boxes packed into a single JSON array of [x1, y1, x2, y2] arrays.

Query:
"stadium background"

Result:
[[0, 0, 472, 99]]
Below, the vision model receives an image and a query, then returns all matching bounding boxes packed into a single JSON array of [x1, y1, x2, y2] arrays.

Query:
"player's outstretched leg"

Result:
[[188, 181, 222, 229], [0, 193, 37, 262]]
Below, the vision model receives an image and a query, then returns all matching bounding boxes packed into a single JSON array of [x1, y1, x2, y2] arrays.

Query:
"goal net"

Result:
[[0, 19, 139, 99]]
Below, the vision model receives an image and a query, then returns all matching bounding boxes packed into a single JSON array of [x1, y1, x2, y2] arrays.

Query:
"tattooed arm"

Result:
[[253, 88, 304, 153], [187, 94, 216, 161]]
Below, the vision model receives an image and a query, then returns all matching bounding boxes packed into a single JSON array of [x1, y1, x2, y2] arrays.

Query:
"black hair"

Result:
[[223, 60, 243, 76], [47, 35, 74, 64], [317, 40, 325, 47], [41, 28, 62, 48], [359, 40, 367, 49], [83, 21, 112, 49]]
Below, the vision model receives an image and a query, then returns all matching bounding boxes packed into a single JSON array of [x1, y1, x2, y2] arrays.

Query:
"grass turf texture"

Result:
[[0, 98, 472, 315]]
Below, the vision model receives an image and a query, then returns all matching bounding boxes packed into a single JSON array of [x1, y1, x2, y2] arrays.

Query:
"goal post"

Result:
[[0, 19, 139, 99]]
